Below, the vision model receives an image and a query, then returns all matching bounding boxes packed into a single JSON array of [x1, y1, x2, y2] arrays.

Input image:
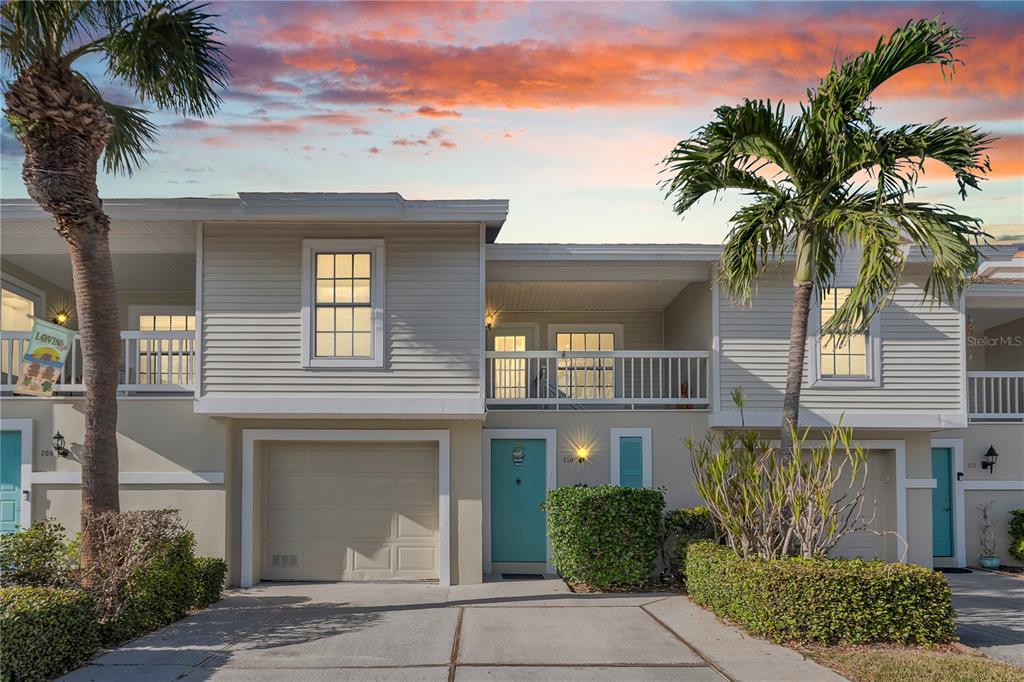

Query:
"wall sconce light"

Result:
[[51, 432, 70, 458], [981, 445, 999, 473], [51, 309, 72, 327], [575, 446, 590, 463], [484, 311, 497, 329]]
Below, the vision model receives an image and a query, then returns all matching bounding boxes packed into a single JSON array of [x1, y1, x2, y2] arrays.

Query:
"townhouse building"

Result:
[[1, 192, 1021, 586]]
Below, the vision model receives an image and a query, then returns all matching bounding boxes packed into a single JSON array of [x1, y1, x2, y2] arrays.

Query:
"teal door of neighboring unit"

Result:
[[1, 431, 22, 535], [491, 439, 547, 563], [931, 447, 953, 557], [619, 437, 644, 488]]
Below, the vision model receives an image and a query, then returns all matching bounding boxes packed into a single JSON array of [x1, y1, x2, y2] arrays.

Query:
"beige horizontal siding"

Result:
[[718, 266, 963, 412], [200, 222, 481, 398]]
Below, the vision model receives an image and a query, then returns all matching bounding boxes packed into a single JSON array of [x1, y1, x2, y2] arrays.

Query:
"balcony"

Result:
[[968, 372, 1024, 421], [1, 330, 195, 395], [485, 350, 710, 408]]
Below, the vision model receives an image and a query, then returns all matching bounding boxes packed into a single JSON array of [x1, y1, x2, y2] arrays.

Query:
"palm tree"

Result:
[[662, 19, 990, 450], [1, 1, 228, 568]]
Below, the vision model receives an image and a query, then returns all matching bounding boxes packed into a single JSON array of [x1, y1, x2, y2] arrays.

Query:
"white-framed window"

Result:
[[548, 324, 622, 400], [808, 287, 881, 387], [1, 278, 44, 332], [301, 238, 385, 368], [610, 428, 652, 488], [492, 334, 527, 398], [128, 305, 196, 385]]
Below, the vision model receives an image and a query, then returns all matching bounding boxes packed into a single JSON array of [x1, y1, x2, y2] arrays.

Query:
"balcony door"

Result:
[[550, 326, 620, 400], [132, 306, 196, 386]]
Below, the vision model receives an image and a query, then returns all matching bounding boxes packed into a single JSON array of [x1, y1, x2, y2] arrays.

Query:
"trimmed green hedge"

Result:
[[0, 519, 73, 587], [102, 529, 198, 645], [192, 556, 228, 609], [545, 485, 665, 590], [0, 586, 99, 682], [663, 506, 715, 582], [1010, 509, 1024, 563], [686, 542, 957, 644]]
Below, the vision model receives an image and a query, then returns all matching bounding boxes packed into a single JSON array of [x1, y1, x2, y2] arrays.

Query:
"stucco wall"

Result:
[[935, 423, 1024, 566], [485, 410, 711, 510], [0, 397, 229, 557]]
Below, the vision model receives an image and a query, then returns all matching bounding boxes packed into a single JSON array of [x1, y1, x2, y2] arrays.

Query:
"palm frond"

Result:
[[718, 195, 798, 304], [661, 100, 803, 214], [102, 0, 229, 117], [77, 76, 157, 175], [809, 19, 966, 121], [876, 122, 993, 199], [1, 0, 93, 69]]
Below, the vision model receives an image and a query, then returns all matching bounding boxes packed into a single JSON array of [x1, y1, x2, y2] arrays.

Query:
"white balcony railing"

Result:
[[968, 371, 1024, 420], [485, 350, 710, 408], [1, 330, 195, 395]]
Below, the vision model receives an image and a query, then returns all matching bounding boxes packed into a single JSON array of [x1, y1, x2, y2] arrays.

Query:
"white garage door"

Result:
[[262, 441, 438, 581]]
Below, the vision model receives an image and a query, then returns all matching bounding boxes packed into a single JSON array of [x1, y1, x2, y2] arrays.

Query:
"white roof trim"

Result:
[[487, 243, 723, 262], [0, 192, 509, 230]]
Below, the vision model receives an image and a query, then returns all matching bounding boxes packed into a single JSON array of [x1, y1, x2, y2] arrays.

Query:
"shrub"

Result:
[[0, 586, 99, 681], [192, 557, 228, 608], [83, 510, 198, 645], [545, 485, 665, 590], [0, 519, 74, 587], [1010, 509, 1024, 563], [686, 541, 957, 645], [662, 506, 715, 582], [689, 425, 876, 560]]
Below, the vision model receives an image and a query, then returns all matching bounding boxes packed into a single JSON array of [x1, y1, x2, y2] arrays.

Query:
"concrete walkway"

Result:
[[947, 569, 1024, 667], [61, 578, 843, 681]]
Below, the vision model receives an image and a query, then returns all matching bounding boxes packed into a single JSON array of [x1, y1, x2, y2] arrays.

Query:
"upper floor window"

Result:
[[811, 287, 881, 387], [301, 239, 385, 368]]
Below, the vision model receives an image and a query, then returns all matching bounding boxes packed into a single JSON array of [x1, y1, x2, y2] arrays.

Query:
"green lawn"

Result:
[[802, 645, 1024, 682]]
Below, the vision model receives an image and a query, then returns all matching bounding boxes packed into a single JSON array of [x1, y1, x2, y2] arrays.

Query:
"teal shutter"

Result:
[[619, 437, 643, 488]]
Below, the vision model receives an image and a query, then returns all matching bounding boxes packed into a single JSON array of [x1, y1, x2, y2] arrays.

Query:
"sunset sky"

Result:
[[1, 1, 1021, 243]]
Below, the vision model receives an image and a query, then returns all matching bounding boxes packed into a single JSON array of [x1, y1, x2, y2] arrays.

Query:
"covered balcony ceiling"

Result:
[[3, 252, 195, 292], [488, 279, 696, 312]]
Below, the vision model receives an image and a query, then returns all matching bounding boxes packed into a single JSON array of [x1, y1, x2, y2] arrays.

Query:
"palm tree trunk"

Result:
[[5, 64, 120, 570], [781, 229, 814, 453], [67, 229, 122, 565]]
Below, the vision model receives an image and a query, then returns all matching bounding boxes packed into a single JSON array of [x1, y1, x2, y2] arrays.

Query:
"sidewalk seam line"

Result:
[[449, 606, 464, 682], [640, 604, 737, 682]]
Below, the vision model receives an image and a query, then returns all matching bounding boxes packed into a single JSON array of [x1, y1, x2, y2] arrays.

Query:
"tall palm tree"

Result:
[[662, 19, 990, 450], [1, 1, 228, 568]]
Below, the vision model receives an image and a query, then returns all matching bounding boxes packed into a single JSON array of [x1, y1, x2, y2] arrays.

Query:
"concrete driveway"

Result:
[[947, 570, 1024, 667], [62, 579, 842, 681]]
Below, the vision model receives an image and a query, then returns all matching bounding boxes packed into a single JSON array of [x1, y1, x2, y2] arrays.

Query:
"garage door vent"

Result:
[[271, 554, 298, 568]]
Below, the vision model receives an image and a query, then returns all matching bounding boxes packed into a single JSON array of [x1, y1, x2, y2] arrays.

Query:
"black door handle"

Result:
[[515, 477, 522, 486]]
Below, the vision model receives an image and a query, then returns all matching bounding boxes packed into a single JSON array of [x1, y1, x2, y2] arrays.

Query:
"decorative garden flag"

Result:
[[14, 318, 75, 397]]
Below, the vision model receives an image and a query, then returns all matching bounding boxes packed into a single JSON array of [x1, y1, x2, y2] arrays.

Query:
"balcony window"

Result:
[[555, 331, 615, 400], [301, 239, 385, 368], [133, 308, 196, 386], [493, 334, 527, 398]]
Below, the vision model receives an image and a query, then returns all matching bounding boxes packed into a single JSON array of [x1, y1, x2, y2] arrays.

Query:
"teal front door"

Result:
[[491, 439, 547, 563], [931, 447, 953, 557], [1, 431, 22, 535]]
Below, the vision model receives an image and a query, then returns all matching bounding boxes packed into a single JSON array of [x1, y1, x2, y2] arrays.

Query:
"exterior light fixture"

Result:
[[484, 311, 497, 329], [511, 443, 525, 467], [981, 445, 999, 473], [51, 432, 70, 458], [51, 309, 72, 326], [575, 446, 589, 463]]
